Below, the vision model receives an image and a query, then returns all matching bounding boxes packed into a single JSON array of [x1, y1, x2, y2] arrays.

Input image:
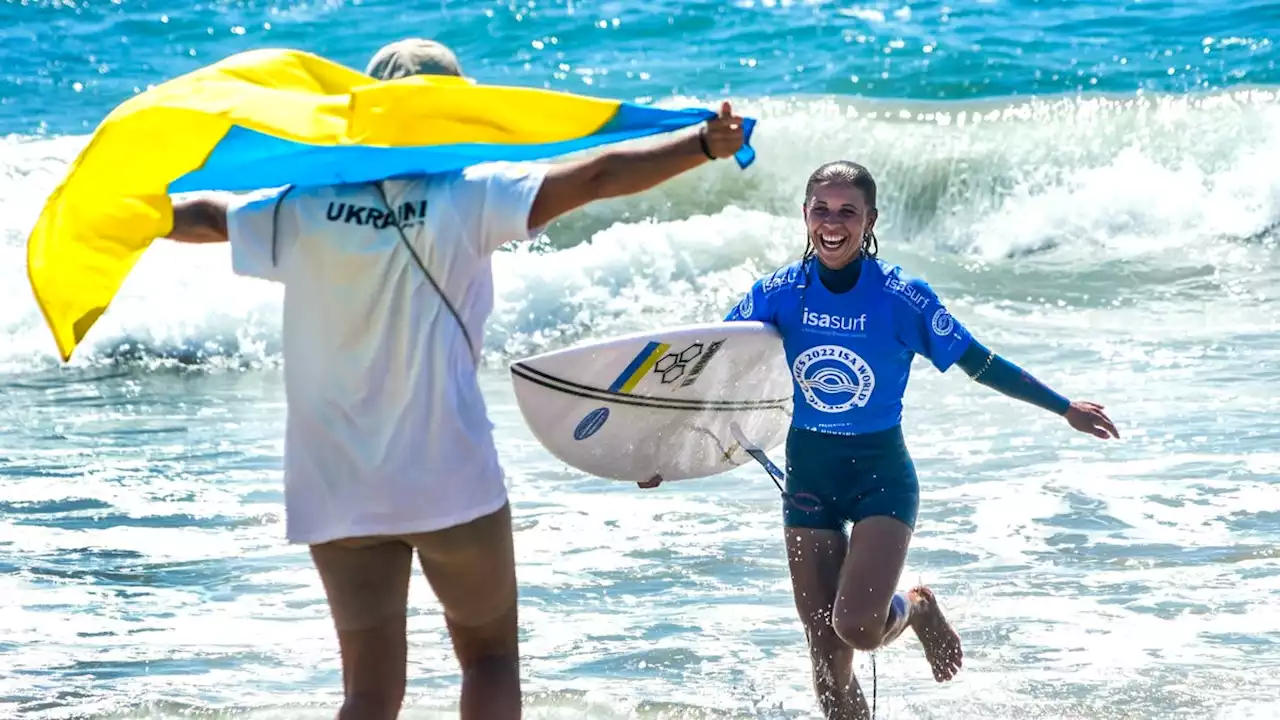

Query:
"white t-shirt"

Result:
[[226, 161, 549, 545]]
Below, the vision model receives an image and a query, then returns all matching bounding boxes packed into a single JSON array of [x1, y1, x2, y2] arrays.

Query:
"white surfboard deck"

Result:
[[509, 321, 793, 482]]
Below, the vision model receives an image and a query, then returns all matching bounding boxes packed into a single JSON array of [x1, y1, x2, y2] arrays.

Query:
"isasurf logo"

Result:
[[884, 275, 931, 311], [792, 345, 875, 413], [931, 308, 955, 336], [802, 309, 867, 333], [737, 289, 754, 319]]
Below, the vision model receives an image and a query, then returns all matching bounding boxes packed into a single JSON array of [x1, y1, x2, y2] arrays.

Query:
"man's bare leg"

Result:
[[410, 503, 521, 720], [309, 538, 414, 720]]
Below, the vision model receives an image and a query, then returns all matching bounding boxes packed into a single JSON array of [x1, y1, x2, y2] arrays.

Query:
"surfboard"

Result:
[[509, 321, 793, 483]]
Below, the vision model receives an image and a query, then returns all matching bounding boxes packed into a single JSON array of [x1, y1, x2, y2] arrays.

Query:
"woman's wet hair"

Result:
[[802, 161, 879, 262]]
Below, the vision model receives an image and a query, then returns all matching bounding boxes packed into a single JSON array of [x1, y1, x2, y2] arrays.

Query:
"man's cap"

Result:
[[365, 38, 463, 80]]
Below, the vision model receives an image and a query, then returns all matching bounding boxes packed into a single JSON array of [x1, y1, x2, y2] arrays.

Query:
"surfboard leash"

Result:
[[871, 652, 877, 719], [727, 422, 823, 513]]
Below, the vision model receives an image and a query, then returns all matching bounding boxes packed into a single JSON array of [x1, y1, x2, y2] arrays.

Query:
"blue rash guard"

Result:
[[726, 256, 973, 435], [725, 255, 1071, 532]]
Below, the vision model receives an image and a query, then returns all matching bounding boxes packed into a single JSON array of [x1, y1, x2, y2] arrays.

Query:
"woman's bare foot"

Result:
[[907, 586, 963, 682]]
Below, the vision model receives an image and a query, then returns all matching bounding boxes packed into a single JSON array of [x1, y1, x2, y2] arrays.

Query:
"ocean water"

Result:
[[2, 0, 1279, 718]]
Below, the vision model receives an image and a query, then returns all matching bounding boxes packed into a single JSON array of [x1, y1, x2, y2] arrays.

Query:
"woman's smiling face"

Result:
[[804, 181, 877, 270]]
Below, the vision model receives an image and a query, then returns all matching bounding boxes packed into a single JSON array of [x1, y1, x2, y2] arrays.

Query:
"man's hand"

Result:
[[702, 101, 746, 159]]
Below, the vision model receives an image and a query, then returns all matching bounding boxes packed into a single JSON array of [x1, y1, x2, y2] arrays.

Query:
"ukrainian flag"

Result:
[[26, 48, 757, 362]]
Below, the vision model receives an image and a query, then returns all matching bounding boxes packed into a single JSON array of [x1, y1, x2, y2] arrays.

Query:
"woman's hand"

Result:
[[1065, 401, 1120, 439]]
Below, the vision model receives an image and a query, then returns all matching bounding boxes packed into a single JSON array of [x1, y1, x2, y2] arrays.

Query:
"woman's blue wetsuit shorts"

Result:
[[783, 425, 920, 531]]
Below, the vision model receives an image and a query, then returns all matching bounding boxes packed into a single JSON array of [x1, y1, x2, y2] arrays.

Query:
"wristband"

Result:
[[698, 127, 717, 160]]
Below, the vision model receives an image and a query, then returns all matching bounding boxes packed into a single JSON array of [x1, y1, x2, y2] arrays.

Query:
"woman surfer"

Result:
[[642, 160, 1119, 719]]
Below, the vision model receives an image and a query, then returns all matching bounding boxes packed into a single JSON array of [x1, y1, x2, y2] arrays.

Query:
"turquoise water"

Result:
[[2, 0, 1280, 718], [3, 0, 1278, 135]]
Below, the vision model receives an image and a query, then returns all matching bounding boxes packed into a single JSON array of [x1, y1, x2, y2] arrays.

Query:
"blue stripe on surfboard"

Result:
[[608, 341, 663, 393]]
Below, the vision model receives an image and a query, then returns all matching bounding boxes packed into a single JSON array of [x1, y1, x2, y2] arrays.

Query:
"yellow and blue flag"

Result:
[[26, 48, 757, 362]]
